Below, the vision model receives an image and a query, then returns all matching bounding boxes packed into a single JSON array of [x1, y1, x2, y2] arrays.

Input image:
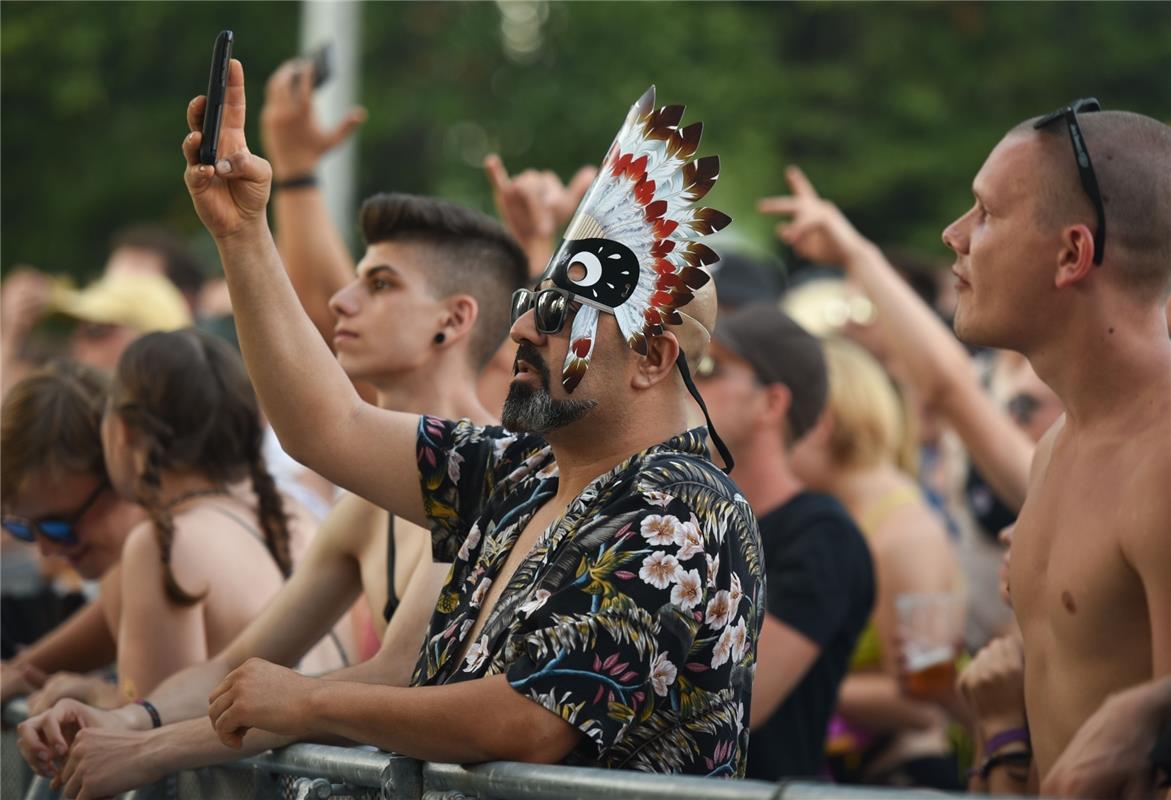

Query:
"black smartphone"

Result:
[[199, 30, 234, 166], [310, 42, 333, 89]]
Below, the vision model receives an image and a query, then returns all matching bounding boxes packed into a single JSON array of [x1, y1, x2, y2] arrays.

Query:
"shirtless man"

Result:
[[940, 103, 1171, 782], [16, 60, 528, 797]]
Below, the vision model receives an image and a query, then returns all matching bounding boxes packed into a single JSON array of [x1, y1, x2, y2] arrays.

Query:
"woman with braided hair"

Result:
[[96, 328, 346, 702]]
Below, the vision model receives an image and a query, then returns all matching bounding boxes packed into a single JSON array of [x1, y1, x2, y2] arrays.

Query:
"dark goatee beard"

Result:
[[502, 342, 597, 433]]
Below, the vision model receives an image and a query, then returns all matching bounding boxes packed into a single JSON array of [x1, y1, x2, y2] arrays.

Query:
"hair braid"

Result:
[[138, 438, 206, 606], [247, 451, 293, 578]]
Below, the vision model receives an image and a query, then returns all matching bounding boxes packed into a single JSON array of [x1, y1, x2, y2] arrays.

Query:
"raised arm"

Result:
[[261, 58, 364, 343], [484, 154, 595, 277], [760, 167, 1034, 510], [181, 59, 424, 522]]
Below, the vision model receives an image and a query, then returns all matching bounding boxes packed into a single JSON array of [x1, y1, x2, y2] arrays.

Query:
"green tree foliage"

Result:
[[3, 2, 1169, 279]]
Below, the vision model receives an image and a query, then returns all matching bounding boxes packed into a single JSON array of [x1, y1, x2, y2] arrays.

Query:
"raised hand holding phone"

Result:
[[183, 57, 273, 241]]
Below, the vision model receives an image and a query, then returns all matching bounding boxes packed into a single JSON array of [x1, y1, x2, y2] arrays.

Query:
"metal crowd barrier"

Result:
[[3, 698, 1039, 800]]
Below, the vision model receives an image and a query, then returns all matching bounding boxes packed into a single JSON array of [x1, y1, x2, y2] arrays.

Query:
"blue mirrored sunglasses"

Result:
[[2, 480, 108, 546]]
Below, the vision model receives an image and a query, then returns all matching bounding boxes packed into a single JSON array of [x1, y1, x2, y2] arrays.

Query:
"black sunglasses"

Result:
[[2, 479, 108, 546], [510, 290, 737, 474], [511, 287, 584, 335], [1033, 97, 1105, 265]]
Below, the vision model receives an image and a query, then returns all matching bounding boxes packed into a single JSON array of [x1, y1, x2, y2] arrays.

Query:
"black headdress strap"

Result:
[[676, 353, 735, 475]]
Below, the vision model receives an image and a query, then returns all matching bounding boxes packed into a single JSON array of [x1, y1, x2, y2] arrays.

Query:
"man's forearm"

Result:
[[153, 716, 297, 775], [296, 675, 573, 764]]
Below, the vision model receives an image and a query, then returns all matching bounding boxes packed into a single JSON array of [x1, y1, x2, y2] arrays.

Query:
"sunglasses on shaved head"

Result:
[[1034, 97, 1106, 266]]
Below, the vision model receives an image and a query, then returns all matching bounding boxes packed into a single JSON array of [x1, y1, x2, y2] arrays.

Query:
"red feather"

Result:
[[653, 218, 679, 238], [651, 240, 676, 257], [644, 200, 668, 222], [625, 154, 649, 182], [633, 177, 656, 206], [611, 152, 632, 178]]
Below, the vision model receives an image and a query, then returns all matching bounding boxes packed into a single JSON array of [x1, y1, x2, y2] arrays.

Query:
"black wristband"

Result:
[[135, 698, 162, 729], [978, 748, 1032, 781], [272, 174, 317, 191]]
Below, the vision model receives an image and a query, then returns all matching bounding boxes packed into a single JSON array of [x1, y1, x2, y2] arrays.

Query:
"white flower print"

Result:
[[650, 652, 677, 697], [676, 517, 704, 562], [711, 625, 735, 669], [639, 551, 682, 590], [730, 617, 749, 662], [642, 490, 676, 509], [728, 570, 743, 608], [456, 523, 482, 562], [640, 514, 682, 546], [462, 635, 490, 672], [670, 569, 703, 611], [447, 450, 465, 484], [518, 589, 551, 618], [459, 619, 474, 639], [491, 434, 517, 458], [470, 577, 492, 608], [706, 554, 720, 588], [704, 590, 735, 630]]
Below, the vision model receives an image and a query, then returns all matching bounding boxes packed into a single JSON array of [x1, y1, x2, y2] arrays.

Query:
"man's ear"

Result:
[[437, 294, 479, 348], [760, 383, 792, 433], [633, 332, 681, 389], [1054, 224, 1097, 289]]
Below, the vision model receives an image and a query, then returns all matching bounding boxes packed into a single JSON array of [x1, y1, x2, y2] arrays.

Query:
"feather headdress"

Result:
[[540, 86, 731, 392]]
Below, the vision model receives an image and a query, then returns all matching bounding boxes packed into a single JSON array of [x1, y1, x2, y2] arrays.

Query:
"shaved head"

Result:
[[1012, 110, 1171, 300]]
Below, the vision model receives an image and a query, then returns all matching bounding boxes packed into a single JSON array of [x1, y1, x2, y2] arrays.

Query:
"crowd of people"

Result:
[[1, 51, 1169, 800]]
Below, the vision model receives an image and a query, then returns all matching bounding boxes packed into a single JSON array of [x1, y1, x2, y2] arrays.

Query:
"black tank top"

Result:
[[383, 515, 399, 622]]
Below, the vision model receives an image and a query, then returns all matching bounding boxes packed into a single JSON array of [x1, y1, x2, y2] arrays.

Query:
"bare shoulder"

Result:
[[121, 518, 164, 567], [119, 519, 176, 598]]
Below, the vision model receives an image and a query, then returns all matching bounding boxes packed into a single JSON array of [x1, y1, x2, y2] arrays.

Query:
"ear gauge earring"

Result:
[[434, 332, 446, 345]]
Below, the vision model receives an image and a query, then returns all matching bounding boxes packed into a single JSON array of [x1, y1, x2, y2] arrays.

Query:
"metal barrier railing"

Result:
[[3, 698, 1037, 800]]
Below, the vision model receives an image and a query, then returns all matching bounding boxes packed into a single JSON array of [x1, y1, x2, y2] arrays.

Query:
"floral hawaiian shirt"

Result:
[[411, 416, 763, 777]]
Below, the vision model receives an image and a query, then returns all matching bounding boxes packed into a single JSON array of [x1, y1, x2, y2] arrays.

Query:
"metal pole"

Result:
[[299, 0, 361, 249]]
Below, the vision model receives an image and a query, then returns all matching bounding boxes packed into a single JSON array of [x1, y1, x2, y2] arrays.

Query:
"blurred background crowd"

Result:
[[2, 2, 1169, 797]]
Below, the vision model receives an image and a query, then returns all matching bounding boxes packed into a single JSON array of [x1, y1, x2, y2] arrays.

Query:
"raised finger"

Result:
[[757, 196, 800, 216], [187, 95, 207, 133], [785, 165, 820, 200], [484, 154, 510, 194], [566, 165, 597, 202], [221, 59, 248, 133]]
